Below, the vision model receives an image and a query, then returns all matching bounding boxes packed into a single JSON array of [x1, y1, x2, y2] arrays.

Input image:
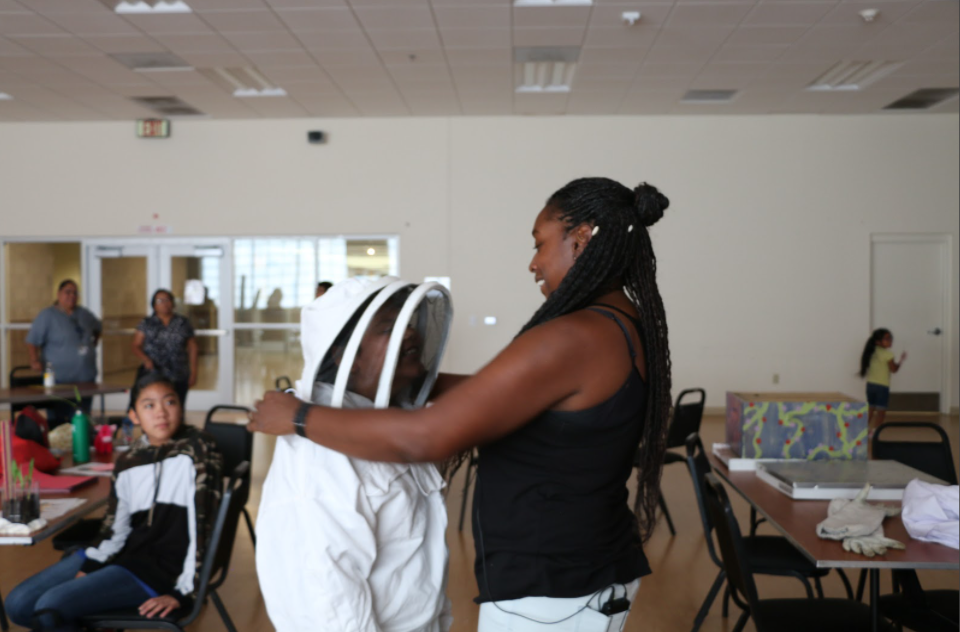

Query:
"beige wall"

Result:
[[0, 115, 957, 409]]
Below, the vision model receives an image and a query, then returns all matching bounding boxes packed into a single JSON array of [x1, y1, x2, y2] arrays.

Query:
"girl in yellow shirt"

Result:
[[859, 328, 907, 433]]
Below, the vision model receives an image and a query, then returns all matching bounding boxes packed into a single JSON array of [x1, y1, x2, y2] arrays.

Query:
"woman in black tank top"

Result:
[[249, 177, 673, 631]]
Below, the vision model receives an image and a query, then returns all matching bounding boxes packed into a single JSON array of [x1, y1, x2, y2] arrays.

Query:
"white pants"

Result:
[[478, 579, 640, 632]]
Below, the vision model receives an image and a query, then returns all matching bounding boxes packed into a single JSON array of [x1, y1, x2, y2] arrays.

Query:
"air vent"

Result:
[[681, 89, 738, 104], [807, 60, 901, 92], [131, 96, 205, 116], [514, 47, 579, 93], [199, 67, 287, 98], [111, 52, 191, 72], [883, 88, 959, 111]]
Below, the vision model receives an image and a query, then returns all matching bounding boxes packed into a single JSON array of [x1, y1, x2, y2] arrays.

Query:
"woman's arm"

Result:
[[430, 372, 471, 399], [26, 343, 43, 372], [249, 315, 594, 463], [186, 338, 198, 388], [131, 331, 154, 370]]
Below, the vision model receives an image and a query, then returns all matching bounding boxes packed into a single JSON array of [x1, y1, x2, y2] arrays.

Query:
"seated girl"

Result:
[[4, 373, 222, 632], [256, 277, 454, 632]]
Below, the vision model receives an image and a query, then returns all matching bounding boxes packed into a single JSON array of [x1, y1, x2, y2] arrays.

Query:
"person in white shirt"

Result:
[[255, 277, 453, 632]]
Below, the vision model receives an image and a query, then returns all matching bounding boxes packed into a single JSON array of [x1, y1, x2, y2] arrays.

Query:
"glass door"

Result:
[[158, 242, 233, 411], [86, 240, 233, 411]]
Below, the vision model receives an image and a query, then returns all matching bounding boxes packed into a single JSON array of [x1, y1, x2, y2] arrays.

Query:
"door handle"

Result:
[[927, 327, 942, 336]]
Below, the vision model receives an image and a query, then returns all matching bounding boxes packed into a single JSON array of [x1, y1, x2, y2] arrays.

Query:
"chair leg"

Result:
[[0, 588, 9, 632], [722, 585, 730, 618], [813, 576, 824, 599], [210, 590, 238, 632], [242, 507, 257, 549], [691, 569, 725, 632], [856, 569, 867, 602], [731, 610, 751, 632], [659, 492, 676, 536], [836, 569, 854, 600], [457, 456, 476, 532]]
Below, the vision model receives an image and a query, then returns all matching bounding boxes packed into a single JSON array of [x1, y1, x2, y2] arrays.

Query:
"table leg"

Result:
[[869, 568, 879, 632]]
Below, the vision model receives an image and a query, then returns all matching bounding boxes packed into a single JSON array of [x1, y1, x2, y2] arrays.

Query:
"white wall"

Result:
[[1, 114, 958, 410]]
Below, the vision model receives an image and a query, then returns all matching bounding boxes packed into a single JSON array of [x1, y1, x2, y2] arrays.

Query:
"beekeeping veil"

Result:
[[296, 277, 452, 410]]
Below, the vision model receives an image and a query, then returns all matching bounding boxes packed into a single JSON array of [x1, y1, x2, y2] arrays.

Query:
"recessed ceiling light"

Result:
[[514, 46, 579, 93], [807, 60, 900, 92], [114, 1, 192, 14], [367, 248, 377, 256], [0, 93, 12, 100], [200, 67, 288, 98], [514, 0, 592, 6]]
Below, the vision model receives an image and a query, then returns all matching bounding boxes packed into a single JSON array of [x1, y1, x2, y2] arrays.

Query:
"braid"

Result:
[[519, 177, 673, 543]]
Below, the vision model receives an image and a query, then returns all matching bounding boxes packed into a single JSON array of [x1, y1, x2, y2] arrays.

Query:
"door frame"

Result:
[[84, 238, 235, 411], [870, 233, 953, 414]]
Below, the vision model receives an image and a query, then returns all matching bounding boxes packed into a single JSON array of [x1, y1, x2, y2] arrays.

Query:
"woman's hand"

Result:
[[31, 360, 43, 372], [143, 359, 155, 371], [139, 595, 180, 619], [247, 391, 301, 436], [74, 571, 86, 579]]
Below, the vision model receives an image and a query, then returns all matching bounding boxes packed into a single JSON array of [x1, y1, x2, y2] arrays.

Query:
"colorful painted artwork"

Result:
[[726, 392, 869, 460]]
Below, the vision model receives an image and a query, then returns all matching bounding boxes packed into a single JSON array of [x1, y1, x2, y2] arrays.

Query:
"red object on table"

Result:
[[11, 435, 60, 473]]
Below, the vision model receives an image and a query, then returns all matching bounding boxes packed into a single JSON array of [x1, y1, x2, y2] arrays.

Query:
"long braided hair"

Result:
[[519, 177, 672, 543]]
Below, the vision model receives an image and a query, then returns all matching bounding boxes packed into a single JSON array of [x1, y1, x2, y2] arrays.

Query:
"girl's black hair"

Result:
[[317, 281, 333, 292], [57, 279, 78, 292], [518, 176, 672, 544], [151, 289, 175, 313], [130, 372, 179, 411], [860, 328, 891, 378]]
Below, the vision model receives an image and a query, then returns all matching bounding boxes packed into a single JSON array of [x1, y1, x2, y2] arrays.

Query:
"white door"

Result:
[[86, 240, 234, 411], [871, 235, 950, 412]]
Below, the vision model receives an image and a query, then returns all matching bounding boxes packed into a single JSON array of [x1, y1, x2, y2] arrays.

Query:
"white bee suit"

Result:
[[256, 277, 454, 632]]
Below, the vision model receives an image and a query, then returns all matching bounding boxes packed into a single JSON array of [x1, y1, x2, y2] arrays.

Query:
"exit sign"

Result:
[[137, 119, 170, 138]]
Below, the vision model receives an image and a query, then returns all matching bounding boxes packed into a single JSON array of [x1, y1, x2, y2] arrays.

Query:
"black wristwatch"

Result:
[[292, 402, 311, 438]]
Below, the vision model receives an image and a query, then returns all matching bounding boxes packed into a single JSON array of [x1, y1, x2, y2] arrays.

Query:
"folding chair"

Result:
[[204, 405, 256, 549], [702, 471, 894, 632], [79, 462, 249, 632]]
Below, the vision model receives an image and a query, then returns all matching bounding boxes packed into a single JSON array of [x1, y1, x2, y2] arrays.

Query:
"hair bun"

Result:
[[633, 183, 669, 227]]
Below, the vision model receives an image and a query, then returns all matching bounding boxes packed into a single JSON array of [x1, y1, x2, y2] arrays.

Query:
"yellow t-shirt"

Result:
[[866, 347, 895, 386]]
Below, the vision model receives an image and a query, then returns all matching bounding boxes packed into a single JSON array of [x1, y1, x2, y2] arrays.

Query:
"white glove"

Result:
[[816, 484, 905, 557]]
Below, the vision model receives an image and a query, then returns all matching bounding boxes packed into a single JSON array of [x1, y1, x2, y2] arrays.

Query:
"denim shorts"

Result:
[[866, 382, 890, 409]]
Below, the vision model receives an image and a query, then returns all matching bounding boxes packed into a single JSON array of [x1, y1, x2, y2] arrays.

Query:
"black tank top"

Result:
[[473, 305, 651, 603]]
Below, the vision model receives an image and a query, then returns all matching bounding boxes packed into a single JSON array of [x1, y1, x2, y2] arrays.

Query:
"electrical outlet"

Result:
[[772, 373, 780, 385]]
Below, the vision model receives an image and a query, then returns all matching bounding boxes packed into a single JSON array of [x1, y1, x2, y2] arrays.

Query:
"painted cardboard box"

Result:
[[726, 392, 868, 460]]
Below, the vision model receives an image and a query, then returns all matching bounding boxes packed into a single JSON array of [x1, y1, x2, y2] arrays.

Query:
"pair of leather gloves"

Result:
[[816, 484, 906, 557]]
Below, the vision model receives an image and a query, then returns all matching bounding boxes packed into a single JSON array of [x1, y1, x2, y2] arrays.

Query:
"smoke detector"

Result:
[[859, 9, 880, 23], [622, 11, 641, 26]]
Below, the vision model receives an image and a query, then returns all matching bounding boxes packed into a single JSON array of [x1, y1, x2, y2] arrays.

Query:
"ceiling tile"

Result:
[[630, 75, 695, 91], [259, 64, 331, 84], [366, 29, 441, 50], [8, 35, 101, 56], [903, 0, 959, 23], [637, 61, 704, 77], [243, 49, 315, 66], [83, 35, 167, 54], [644, 44, 718, 64], [513, 93, 568, 115], [655, 25, 736, 49], [21, 0, 107, 13], [222, 30, 302, 50], [713, 45, 788, 63], [589, 4, 674, 29], [512, 27, 586, 47], [799, 25, 889, 47], [577, 61, 640, 78], [353, 6, 435, 30], [725, 26, 809, 47], [121, 14, 213, 35], [190, 0, 270, 9], [43, 13, 142, 36], [198, 10, 288, 32], [177, 50, 250, 66], [819, 1, 920, 26], [667, 3, 756, 27], [0, 36, 31, 56], [292, 94, 358, 116], [439, 28, 511, 49], [445, 48, 510, 65], [296, 30, 369, 50], [310, 48, 380, 65], [274, 8, 360, 32], [380, 48, 445, 65], [743, 2, 839, 27], [513, 5, 590, 28], [583, 27, 658, 49], [153, 33, 236, 53], [0, 13, 67, 36], [265, 0, 348, 8], [432, 6, 509, 30]]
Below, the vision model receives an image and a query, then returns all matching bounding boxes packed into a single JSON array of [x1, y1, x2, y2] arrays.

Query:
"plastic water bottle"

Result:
[[43, 362, 55, 388], [72, 409, 91, 465]]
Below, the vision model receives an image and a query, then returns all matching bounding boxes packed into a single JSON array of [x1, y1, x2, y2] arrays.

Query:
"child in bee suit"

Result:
[[256, 277, 454, 632]]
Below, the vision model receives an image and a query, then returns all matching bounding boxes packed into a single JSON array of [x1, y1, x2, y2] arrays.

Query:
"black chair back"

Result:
[[204, 405, 254, 506], [685, 433, 723, 568], [873, 422, 958, 485], [9, 365, 50, 416], [666, 388, 706, 450], [275, 376, 293, 391], [702, 473, 766, 629]]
